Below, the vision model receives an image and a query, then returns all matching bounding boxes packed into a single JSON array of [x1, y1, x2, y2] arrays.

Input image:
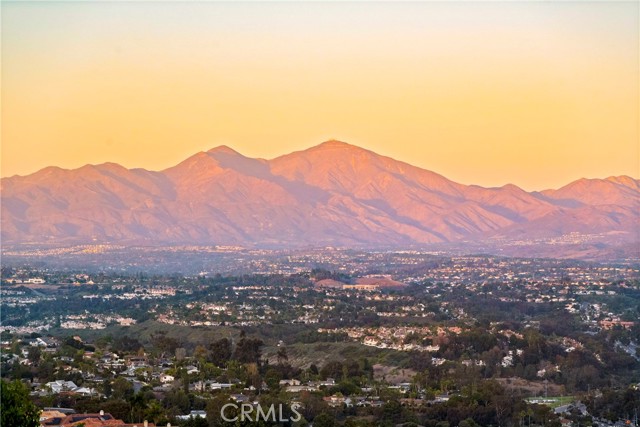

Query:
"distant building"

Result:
[[41, 410, 155, 427], [176, 410, 207, 421], [599, 320, 635, 330], [159, 373, 174, 383]]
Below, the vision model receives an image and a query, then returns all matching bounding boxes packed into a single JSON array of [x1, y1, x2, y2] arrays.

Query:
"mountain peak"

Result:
[[208, 145, 241, 155], [605, 175, 638, 187], [500, 183, 525, 193], [316, 140, 360, 150]]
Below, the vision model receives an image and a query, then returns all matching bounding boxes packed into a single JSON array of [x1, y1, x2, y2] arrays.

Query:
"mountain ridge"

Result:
[[2, 140, 638, 257]]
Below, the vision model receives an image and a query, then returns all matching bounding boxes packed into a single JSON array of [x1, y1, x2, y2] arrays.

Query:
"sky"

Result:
[[2, 1, 638, 190]]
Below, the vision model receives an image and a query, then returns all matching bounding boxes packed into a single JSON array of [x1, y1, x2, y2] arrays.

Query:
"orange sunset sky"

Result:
[[1, 1, 638, 190]]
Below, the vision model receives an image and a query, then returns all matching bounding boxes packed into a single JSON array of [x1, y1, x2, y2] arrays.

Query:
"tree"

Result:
[[233, 337, 264, 365], [143, 400, 165, 424], [276, 347, 288, 365], [183, 416, 208, 427], [36, 356, 56, 383], [99, 399, 131, 421], [111, 377, 134, 400], [194, 345, 208, 361], [209, 338, 232, 367], [313, 412, 335, 427], [206, 394, 234, 427], [309, 364, 319, 376], [382, 399, 402, 422], [112, 335, 143, 353], [320, 361, 343, 381], [163, 389, 190, 414], [150, 331, 179, 356], [298, 391, 328, 421], [102, 377, 113, 398], [1, 380, 40, 427], [264, 368, 282, 392], [459, 418, 481, 427], [27, 346, 41, 366]]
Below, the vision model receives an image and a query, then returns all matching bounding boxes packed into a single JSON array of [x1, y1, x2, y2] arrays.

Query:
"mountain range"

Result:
[[2, 140, 638, 258]]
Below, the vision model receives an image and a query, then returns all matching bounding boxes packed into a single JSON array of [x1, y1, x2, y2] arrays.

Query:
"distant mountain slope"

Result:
[[2, 141, 638, 253], [540, 176, 640, 207]]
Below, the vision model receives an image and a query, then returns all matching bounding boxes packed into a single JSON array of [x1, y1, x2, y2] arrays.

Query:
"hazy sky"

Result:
[[2, 1, 638, 190]]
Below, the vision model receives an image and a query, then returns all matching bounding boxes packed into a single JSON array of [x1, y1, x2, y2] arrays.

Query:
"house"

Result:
[[41, 337, 60, 348], [286, 385, 318, 393], [279, 379, 301, 386], [45, 411, 114, 426], [190, 381, 208, 392], [73, 386, 98, 396], [125, 356, 148, 367], [599, 320, 635, 330], [28, 337, 58, 348], [45, 380, 79, 394], [318, 378, 336, 387], [43, 407, 75, 414], [58, 414, 155, 426], [323, 394, 352, 407], [159, 374, 175, 383], [369, 400, 384, 408], [434, 394, 450, 403], [158, 358, 174, 368], [40, 410, 68, 425], [185, 365, 199, 375], [100, 352, 121, 363], [388, 382, 412, 393], [176, 410, 207, 421], [231, 394, 249, 403], [363, 336, 379, 346], [209, 382, 233, 390]]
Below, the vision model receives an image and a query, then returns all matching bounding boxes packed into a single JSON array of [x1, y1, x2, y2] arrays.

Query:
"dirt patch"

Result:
[[496, 377, 565, 397], [373, 364, 416, 384]]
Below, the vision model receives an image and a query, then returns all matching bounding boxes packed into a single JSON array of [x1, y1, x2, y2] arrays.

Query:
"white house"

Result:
[[160, 374, 175, 383], [279, 379, 301, 386]]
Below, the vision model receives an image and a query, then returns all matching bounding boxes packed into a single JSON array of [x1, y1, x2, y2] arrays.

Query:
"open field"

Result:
[[497, 377, 566, 397]]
